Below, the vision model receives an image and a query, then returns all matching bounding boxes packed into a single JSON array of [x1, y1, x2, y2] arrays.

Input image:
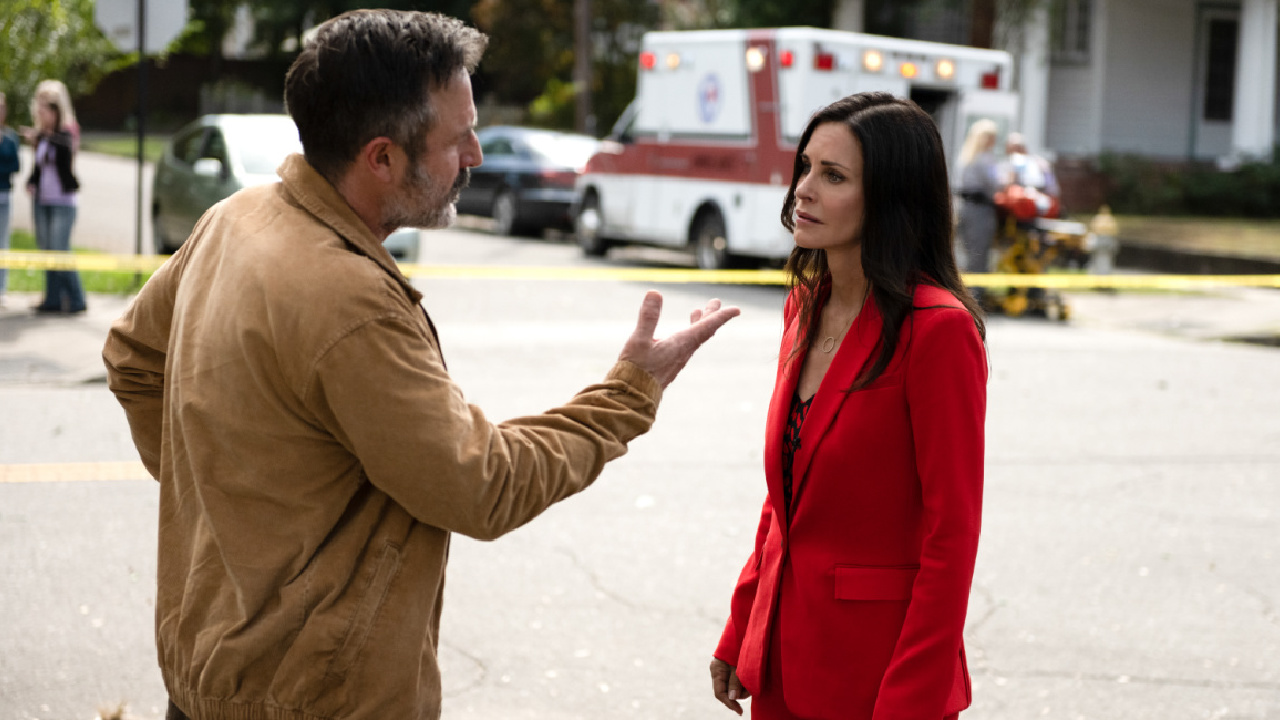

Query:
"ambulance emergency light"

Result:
[[862, 49, 883, 72]]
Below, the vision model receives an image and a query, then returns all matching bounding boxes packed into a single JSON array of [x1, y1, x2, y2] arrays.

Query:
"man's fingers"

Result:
[[729, 670, 749, 700], [681, 306, 740, 345], [631, 291, 664, 343]]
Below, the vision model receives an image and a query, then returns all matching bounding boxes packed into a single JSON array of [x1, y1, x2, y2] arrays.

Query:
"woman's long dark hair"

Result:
[[781, 92, 984, 390]]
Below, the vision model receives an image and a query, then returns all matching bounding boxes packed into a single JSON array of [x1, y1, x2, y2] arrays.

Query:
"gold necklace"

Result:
[[819, 308, 859, 353]]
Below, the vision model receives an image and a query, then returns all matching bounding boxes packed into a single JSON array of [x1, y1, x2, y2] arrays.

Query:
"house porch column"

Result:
[[1233, 0, 1278, 158]]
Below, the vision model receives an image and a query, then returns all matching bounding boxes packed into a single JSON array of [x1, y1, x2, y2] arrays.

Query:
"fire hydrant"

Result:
[[1088, 205, 1119, 274]]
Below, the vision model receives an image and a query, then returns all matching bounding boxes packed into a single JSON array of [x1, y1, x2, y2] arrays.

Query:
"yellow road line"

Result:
[[0, 461, 150, 484], [2, 251, 1278, 288]]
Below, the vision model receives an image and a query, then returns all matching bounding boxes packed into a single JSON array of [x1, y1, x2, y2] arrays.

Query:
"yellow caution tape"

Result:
[[0, 461, 150, 483], [1, 250, 1278, 289], [0, 250, 165, 273]]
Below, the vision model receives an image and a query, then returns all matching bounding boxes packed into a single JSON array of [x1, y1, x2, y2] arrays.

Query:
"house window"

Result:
[[1203, 18, 1238, 122], [1050, 0, 1092, 63]]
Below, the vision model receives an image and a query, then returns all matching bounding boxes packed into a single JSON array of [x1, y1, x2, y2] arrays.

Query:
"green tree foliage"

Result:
[[731, 0, 836, 28], [0, 0, 120, 125], [179, 1, 474, 60], [472, 0, 658, 134]]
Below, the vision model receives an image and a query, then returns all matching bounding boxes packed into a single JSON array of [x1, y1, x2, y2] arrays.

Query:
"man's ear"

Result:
[[356, 136, 401, 184]]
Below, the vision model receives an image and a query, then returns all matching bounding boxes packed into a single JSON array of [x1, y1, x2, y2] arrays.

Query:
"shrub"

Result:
[[1097, 150, 1280, 218]]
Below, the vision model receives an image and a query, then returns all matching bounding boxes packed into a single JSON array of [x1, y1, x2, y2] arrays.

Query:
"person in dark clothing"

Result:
[[23, 86, 85, 314]]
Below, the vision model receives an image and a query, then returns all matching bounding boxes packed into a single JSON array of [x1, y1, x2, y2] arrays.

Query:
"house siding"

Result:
[[1100, 0, 1199, 158]]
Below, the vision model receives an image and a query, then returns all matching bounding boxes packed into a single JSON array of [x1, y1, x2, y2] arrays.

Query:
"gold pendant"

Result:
[[821, 336, 836, 353]]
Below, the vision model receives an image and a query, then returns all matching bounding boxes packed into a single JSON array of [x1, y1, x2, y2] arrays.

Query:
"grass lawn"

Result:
[[5, 229, 153, 294], [80, 135, 168, 164]]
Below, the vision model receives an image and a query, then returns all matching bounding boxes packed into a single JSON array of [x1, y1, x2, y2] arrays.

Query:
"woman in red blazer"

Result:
[[710, 93, 987, 720]]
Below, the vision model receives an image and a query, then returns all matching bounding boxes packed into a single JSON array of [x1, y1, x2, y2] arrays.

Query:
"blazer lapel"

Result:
[[763, 314, 804, 532], [789, 296, 884, 508]]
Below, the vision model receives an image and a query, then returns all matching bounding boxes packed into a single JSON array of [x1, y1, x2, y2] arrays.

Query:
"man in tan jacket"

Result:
[[102, 10, 738, 720]]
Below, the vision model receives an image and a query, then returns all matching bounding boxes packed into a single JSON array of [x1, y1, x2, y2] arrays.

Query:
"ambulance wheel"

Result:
[[693, 211, 732, 270], [576, 193, 610, 257]]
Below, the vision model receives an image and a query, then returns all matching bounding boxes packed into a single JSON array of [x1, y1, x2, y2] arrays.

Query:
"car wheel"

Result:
[[693, 210, 733, 270], [492, 189, 528, 237], [575, 192, 610, 257], [152, 211, 173, 254]]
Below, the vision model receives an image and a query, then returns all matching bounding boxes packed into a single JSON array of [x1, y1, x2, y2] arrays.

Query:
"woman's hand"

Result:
[[710, 657, 749, 715]]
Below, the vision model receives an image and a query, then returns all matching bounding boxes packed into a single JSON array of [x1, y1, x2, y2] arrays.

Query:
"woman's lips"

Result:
[[796, 210, 821, 224]]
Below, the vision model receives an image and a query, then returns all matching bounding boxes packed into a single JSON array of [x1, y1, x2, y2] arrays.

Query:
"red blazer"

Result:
[[715, 283, 987, 720]]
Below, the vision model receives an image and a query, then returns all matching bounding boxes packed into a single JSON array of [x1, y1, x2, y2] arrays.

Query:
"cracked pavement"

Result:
[[1, 229, 1277, 719]]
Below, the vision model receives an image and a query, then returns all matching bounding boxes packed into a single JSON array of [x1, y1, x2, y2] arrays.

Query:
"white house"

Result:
[[835, 0, 1279, 165]]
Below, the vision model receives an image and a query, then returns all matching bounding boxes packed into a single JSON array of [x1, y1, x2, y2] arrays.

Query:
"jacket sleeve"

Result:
[[714, 495, 773, 665], [873, 308, 987, 720], [303, 314, 663, 541], [101, 229, 197, 478], [0, 132, 19, 178]]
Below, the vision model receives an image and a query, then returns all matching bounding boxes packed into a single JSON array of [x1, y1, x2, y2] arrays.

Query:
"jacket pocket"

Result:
[[833, 565, 918, 601], [327, 541, 402, 679]]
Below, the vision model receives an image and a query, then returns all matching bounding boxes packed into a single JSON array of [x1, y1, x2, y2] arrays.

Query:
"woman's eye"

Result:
[[826, 170, 843, 182]]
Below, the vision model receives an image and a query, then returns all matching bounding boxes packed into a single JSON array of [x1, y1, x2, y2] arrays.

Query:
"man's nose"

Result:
[[463, 133, 482, 168]]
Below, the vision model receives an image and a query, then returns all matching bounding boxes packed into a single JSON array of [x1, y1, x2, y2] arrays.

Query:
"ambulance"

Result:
[[574, 27, 1018, 269]]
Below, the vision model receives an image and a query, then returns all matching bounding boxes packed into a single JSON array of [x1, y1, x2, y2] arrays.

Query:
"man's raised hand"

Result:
[[619, 291, 740, 388]]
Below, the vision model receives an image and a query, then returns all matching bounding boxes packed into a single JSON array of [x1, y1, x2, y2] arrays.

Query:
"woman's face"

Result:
[[792, 122, 865, 256], [35, 101, 57, 131]]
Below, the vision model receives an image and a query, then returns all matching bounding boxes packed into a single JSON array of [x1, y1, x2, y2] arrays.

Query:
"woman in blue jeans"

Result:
[[25, 88, 85, 314]]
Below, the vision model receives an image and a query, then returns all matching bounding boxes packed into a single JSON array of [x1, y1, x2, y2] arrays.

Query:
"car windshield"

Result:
[[523, 132, 599, 168], [231, 118, 304, 176]]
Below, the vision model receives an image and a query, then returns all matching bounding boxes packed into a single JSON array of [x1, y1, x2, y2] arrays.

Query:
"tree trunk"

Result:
[[970, 0, 996, 48], [573, 0, 593, 135]]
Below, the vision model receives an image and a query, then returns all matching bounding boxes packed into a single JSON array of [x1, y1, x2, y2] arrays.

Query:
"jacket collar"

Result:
[[766, 294, 885, 529], [277, 154, 423, 304]]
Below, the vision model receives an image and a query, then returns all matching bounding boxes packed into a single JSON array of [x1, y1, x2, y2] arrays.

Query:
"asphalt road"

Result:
[[1, 226, 1278, 720]]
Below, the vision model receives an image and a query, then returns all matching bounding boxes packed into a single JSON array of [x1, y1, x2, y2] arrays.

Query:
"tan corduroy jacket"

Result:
[[103, 154, 662, 720]]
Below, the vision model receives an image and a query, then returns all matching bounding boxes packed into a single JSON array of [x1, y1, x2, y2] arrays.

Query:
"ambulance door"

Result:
[[910, 87, 959, 165]]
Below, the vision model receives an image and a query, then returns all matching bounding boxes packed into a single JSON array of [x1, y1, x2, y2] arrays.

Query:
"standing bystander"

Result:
[[22, 82, 85, 314], [0, 91, 21, 307], [102, 10, 739, 720]]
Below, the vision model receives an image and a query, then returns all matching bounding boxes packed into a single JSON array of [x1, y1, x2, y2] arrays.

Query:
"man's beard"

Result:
[[383, 164, 470, 233]]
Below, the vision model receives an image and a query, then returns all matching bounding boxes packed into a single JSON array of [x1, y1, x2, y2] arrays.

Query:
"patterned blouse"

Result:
[[781, 389, 814, 517]]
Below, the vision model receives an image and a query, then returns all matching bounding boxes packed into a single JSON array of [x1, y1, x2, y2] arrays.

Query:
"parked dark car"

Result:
[[456, 126, 601, 236], [152, 114, 418, 260]]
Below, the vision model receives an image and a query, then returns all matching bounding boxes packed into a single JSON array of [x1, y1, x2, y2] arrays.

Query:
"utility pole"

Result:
[[573, 0, 594, 135], [135, 0, 148, 271]]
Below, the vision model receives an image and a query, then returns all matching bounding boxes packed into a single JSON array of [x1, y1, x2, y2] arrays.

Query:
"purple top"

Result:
[[36, 138, 76, 206]]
